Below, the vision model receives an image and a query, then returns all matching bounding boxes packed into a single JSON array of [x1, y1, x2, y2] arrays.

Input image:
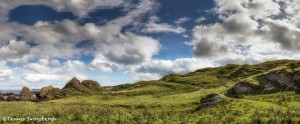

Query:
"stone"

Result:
[[62, 77, 92, 94], [233, 82, 255, 95], [198, 94, 222, 110], [7, 94, 17, 101], [39, 86, 60, 100], [266, 71, 298, 90], [293, 71, 300, 81], [19, 87, 36, 101], [81, 80, 103, 92]]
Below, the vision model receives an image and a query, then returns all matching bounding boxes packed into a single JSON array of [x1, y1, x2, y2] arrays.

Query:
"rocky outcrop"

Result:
[[63, 77, 86, 91], [81, 80, 103, 92], [233, 82, 256, 95], [7, 94, 17, 101], [39, 86, 60, 100], [293, 71, 300, 81], [266, 71, 298, 90], [198, 94, 222, 110], [62, 77, 92, 94], [19, 87, 36, 101]]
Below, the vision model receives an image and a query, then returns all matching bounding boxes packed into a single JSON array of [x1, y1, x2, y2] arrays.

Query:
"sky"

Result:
[[1, 0, 300, 89]]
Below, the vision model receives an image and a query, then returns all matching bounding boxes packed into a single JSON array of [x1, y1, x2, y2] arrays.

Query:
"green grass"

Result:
[[1, 60, 300, 123]]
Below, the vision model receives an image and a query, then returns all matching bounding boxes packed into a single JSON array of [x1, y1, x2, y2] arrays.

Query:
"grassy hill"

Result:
[[1, 60, 300, 123]]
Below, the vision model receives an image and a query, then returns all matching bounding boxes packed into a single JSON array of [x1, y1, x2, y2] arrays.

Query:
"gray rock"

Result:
[[233, 82, 254, 95], [293, 71, 300, 81], [266, 71, 298, 90], [198, 94, 222, 110]]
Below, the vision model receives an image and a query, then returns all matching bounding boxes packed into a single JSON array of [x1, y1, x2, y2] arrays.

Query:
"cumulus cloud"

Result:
[[0, 0, 126, 20], [194, 16, 206, 23], [22, 59, 88, 84], [0, 40, 30, 63], [132, 58, 214, 80], [190, 0, 300, 62], [143, 22, 186, 34], [0, 61, 13, 81], [175, 17, 191, 24], [0, 0, 161, 66], [142, 15, 186, 34]]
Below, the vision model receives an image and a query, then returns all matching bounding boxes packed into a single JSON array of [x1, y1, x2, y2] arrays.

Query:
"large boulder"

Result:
[[62, 77, 92, 94], [233, 82, 256, 95], [293, 71, 300, 81], [81, 80, 104, 92], [19, 87, 36, 101], [266, 71, 298, 90], [39, 86, 60, 100], [7, 94, 17, 101], [198, 94, 222, 110]]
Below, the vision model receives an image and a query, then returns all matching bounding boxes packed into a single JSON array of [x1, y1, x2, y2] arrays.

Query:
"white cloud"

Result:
[[190, 0, 300, 63], [0, 0, 126, 20], [132, 58, 215, 80], [0, 0, 161, 66], [143, 22, 186, 34], [195, 17, 206, 23], [175, 17, 191, 24], [0, 61, 13, 80], [22, 59, 88, 84], [0, 40, 31, 64], [142, 15, 186, 34]]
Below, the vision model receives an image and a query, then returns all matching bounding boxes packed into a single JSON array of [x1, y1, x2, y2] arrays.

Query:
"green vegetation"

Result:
[[1, 60, 300, 123]]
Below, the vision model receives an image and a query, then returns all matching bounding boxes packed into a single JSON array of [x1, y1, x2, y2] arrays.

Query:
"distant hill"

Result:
[[109, 59, 300, 96]]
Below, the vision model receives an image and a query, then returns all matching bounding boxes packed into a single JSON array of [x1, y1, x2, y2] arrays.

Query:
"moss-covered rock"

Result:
[[61, 77, 92, 96], [233, 82, 259, 95], [197, 94, 222, 110], [19, 87, 36, 101], [81, 80, 104, 92], [266, 71, 298, 90], [39, 86, 60, 100]]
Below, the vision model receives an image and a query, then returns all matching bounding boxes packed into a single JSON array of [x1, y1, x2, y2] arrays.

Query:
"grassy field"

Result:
[[1, 60, 300, 124]]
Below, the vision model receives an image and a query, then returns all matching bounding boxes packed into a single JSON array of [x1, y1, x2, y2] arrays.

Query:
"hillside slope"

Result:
[[110, 60, 300, 96]]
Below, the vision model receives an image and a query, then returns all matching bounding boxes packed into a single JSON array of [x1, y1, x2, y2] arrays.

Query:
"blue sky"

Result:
[[0, 0, 300, 89]]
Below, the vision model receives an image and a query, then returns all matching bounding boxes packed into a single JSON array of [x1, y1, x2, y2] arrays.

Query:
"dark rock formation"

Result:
[[197, 94, 222, 110], [293, 71, 300, 81], [19, 87, 36, 101], [81, 80, 103, 92], [39, 86, 60, 100], [62, 77, 92, 94], [233, 82, 257, 95], [266, 71, 298, 90], [294, 71, 300, 87], [7, 94, 17, 101]]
